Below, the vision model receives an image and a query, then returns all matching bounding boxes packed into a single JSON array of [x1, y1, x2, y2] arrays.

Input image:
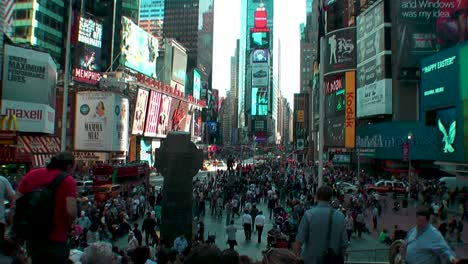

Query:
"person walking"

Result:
[[400, 208, 458, 264], [142, 212, 157, 246], [226, 220, 238, 250], [293, 185, 347, 264], [255, 211, 266, 244], [242, 210, 253, 241], [372, 206, 378, 230], [345, 213, 354, 243], [15, 152, 78, 264]]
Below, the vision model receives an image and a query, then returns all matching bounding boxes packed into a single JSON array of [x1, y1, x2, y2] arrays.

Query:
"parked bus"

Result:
[[91, 162, 150, 202]]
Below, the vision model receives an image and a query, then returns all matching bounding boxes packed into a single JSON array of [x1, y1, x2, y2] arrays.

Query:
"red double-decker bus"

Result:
[[91, 163, 150, 202]]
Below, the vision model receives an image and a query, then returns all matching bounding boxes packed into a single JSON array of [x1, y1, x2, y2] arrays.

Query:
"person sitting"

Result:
[[379, 229, 392, 245]]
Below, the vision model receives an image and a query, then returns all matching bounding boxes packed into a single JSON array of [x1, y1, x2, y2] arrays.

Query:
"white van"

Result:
[[439, 177, 468, 191]]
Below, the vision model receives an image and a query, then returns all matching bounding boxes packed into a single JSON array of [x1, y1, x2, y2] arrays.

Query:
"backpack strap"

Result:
[[47, 172, 68, 190]]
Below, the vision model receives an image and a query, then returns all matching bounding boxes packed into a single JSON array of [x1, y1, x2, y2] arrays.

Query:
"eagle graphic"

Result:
[[438, 119, 456, 153]]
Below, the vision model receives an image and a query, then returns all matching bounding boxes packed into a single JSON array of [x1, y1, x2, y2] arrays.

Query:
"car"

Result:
[[367, 180, 407, 194], [253, 70, 267, 78], [336, 182, 358, 193], [76, 180, 93, 195], [95, 184, 121, 203]]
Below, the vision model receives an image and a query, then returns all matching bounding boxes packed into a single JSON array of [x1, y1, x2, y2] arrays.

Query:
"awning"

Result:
[[17, 136, 61, 154], [33, 154, 54, 168]]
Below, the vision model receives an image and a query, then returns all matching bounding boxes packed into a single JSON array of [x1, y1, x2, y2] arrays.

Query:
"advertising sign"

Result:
[[1, 45, 57, 134], [325, 90, 345, 117], [208, 122, 218, 134], [193, 69, 201, 100], [420, 46, 459, 111], [168, 99, 189, 132], [254, 9, 267, 28], [356, 0, 392, 117], [253, 49, 268, 63], [73, 16, 102, 85], [325, 115, 345, 148], [156, 95, 172, 137], [251, 63, 269, 86], [132, 89, 149, 135], [212, 89, 219, 114], [393, 0, 468, 73], [193, 109, 202, 137], [140, 138, 153, 165], [252, 87, 268, 116], [185, 104, 196, 134], [171, 46, 188, 86], [120, 16, 159, 78], [345, 71, 356, 148], [251, 31, 270, 49], [323, 27, 356, 76], [144, 91, 162, 137], [75, 92, 129, 151]]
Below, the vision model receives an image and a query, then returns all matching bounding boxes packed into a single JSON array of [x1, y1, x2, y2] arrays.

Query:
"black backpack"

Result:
[[12, 172, 68, 241]]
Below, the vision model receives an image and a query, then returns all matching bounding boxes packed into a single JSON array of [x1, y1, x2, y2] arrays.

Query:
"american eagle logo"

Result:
[[438, 119, 456, 153]]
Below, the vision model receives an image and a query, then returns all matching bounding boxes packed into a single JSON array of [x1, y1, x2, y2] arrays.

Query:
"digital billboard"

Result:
[[208, 121, 218, 134], [323, 27, 357, 76], [356, 0, 392, 117], [156, 95, 172, 137], [1, 45, 57, 134], [193, 69, 201, 100], [251, 87, 268, 116], [131, 89, 149, 135], [144, 91, 162, 137], [325, 115, 345, 148], [73, 16, 102, 85], [251, 63, 269, 86], [120, 16, 159, 78], [393, 0, 468, 75], [254, 9, 267, 28], [252, 49, 268, 63], [212, 89, 219, 115], [75, 92, 129, 151], [251, 31, 270, 49], [140, 138, 153, 165], [193, 109, 202, 137], [171, 46, 188, 86]]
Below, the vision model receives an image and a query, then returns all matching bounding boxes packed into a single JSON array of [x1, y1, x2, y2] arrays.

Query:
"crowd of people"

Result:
[[0, 151, 467, 264]]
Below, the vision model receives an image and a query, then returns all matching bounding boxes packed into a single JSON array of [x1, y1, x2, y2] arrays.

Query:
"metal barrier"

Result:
[[345, 248, 389, 263]]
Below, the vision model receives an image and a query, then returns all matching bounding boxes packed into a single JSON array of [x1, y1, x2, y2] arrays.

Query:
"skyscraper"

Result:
[[139, 0, 164, 40], [163, 0, 214, 99], [8, 0, 67, 67]]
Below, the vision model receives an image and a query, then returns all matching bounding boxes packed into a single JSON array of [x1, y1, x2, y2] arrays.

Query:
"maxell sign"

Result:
[[1, 45, 57, 134]]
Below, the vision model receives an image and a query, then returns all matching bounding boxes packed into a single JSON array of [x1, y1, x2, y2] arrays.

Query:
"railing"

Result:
[[345, 248, 389, 263]]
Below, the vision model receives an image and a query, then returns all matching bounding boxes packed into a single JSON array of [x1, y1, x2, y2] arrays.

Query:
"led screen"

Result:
[[251, 32, 270, 49]]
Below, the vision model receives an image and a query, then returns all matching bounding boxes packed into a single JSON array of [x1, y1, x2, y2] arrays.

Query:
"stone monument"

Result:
[[154, 132, 203, 247]]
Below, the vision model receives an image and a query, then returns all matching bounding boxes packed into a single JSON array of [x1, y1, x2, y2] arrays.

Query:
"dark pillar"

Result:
[[154, 132, 203, 248]]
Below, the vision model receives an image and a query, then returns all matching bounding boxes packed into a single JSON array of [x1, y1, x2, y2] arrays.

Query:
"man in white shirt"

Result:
[[255, 211, 266, 243], [226, 220, 237, 250], [242, 211, 252, 241]]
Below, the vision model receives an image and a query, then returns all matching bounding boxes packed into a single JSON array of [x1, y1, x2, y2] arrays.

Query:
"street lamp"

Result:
[[407, 132, 414, 197]]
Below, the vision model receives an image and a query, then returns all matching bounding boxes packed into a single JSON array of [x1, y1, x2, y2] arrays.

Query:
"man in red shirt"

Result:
[[16, 152, 77, 264]]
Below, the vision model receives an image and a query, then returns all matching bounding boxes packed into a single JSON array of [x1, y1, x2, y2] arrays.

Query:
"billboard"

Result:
[[168, 99, 189, 132], [144, 91, 162, 137], [156, 95, 172, 137], [393, 0, 468, 75], [140, 138, 153, 165], [132, 89, 150, 135], [171, 46, 188, 86], [420, 46, 459, 111], [325, 115, 345, 147], [120, 16, 159, 78], [252, 87, 268, 116], [252, 49, 268, 63], [325, 74, 345, 117], [73, 16, 102, 85], [251, 31, 270, 49], [75, 92, 129, 151], [345, 71, 356, 148], [1, 45, 57, 134], [193, 69, 201, 100], [323, 27, 356, 76], [251, 63, 269, 86], [356, 0, 392, 117], [208, 121, 218, 134], [254, 9, 267, 28], [212, 89, 219, 114], [193, 108, 202, 137]]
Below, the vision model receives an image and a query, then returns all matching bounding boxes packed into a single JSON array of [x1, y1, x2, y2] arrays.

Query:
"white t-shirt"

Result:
[[255, 214, 266, 226], [242, 214, 252, 225]]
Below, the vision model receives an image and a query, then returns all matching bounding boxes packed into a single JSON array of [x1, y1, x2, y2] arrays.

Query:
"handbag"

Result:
[[321, 208, 344, 264]]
